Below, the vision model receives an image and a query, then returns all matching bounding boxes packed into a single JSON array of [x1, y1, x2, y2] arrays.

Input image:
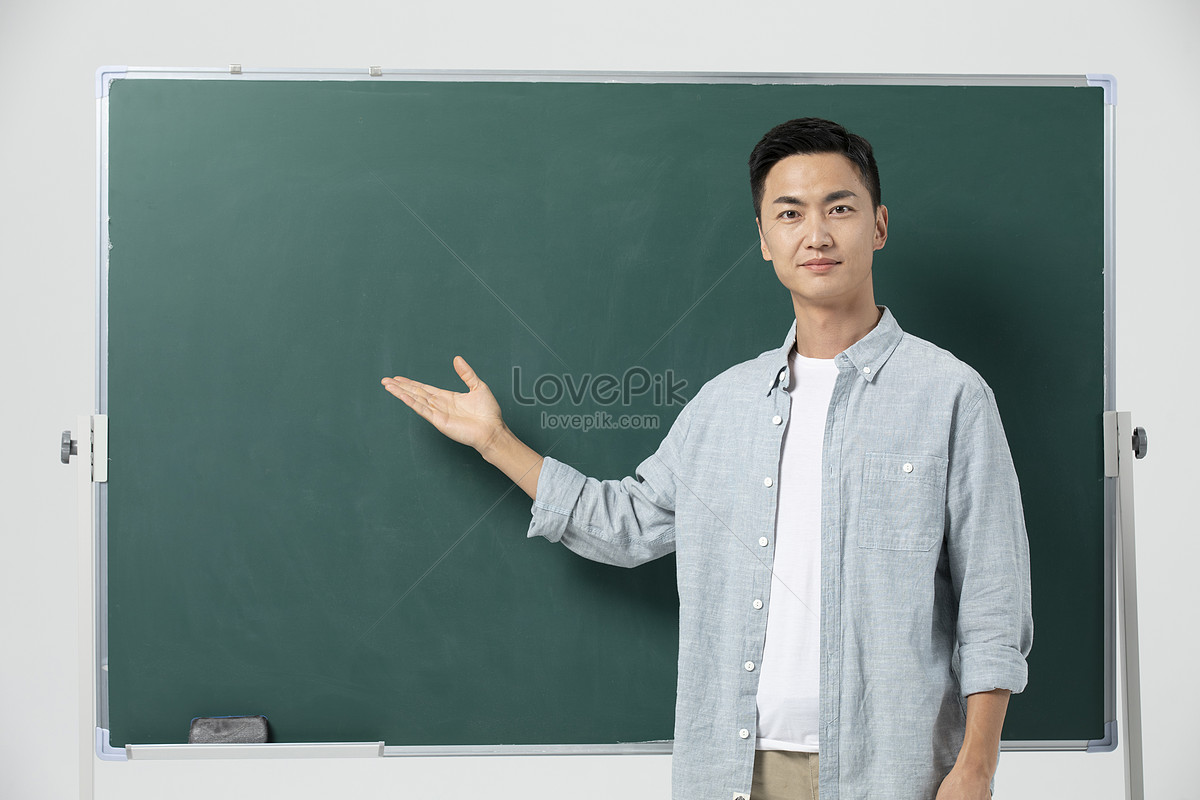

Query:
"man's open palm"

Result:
[[381, 356, 504, 451]]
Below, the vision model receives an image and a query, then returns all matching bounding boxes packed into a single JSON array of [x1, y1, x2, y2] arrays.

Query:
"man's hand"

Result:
[[933, 764, 992, 800], [382, 356, 544, 500], [382, 356, 505, 451], [934, 688, 1010, 800]]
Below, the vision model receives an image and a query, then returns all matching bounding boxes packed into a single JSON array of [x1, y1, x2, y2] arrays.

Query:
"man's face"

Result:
[[756, 152, 888, 313]]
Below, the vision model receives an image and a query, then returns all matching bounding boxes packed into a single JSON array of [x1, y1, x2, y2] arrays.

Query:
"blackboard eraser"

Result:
[[189, 715, 269, 744]]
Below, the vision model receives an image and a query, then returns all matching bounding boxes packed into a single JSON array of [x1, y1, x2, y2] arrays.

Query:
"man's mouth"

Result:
[[801, 258, 839, 272]]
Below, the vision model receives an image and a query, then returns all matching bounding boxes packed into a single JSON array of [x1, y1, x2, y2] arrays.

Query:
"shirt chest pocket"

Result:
[[857, 452, 948, 552]]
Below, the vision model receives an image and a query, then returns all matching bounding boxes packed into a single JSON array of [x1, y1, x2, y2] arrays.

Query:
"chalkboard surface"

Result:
[[104, 77, 1105, 748]]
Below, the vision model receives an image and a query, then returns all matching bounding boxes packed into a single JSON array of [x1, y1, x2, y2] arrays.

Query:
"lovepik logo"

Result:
[[511, 366, 689, 407]]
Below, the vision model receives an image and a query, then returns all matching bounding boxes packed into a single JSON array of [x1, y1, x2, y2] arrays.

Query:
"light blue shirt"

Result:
[[527, 308, 1033, 800]]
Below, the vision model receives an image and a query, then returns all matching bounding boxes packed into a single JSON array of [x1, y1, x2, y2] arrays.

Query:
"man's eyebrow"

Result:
[[771, 189, 859, 206]]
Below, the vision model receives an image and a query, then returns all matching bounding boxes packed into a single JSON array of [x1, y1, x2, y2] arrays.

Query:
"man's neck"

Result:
[[792, 302, 882, 359]]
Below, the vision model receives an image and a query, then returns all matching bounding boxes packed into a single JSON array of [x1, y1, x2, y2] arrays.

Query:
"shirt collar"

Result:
[[764, 306, 905, 395]]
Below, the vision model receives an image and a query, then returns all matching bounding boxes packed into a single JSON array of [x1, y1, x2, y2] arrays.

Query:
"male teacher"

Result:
[[382, 118, 1033, 800]]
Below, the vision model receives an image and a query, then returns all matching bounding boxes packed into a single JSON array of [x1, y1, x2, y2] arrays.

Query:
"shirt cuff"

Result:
[[526, 456, 588, 544], [957, 642, 1029, 696]]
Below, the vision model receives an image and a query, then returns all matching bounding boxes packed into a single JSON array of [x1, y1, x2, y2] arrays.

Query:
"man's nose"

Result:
[[803, 218, 832, 248]]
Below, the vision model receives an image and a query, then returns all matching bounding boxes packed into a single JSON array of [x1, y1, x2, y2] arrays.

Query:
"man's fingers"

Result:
[[381, 381, 430, 416], [383, 380, 446, 425], [381, 381, 416, 406], [383, 375, 441, 403]]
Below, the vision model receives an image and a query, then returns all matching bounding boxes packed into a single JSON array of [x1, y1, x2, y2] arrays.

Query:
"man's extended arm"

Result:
[[935, 688, 1011, 799], [479, 423, 543, 500], [383, 355, 685, 568]]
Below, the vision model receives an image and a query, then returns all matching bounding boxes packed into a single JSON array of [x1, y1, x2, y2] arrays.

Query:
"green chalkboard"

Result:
[[103, 76, 1107, 749]]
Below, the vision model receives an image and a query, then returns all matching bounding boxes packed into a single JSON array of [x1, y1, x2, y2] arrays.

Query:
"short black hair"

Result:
[[748, 118, 881, 218]]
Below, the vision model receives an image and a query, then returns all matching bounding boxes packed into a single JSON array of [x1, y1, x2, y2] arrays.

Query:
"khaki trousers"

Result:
[[751, 749, 818, 800]]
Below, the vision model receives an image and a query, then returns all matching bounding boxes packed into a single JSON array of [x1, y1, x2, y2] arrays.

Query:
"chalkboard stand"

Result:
[[1104, 411, 1146, 800]]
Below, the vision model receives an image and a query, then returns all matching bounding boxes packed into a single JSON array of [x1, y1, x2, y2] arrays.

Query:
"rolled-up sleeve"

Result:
[[526, 398, 696, 568], [945, 384, 1034, 696]]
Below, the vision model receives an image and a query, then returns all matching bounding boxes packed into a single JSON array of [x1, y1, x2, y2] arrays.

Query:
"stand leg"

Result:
[[1105, 411, 1144, 800]]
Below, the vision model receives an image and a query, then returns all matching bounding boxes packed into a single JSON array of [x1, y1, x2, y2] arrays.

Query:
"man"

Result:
[[382, 118, 1033, 800]]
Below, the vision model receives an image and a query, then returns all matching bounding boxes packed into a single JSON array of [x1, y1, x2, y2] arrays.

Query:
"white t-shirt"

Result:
[[755, 346, 839, 752]]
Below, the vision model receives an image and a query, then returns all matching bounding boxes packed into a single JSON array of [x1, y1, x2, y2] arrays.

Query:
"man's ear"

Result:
[[873, 205, 889, 251], [757, 217, 772, 261]]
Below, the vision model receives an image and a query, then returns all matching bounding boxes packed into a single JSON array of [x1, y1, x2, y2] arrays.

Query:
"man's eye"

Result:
[[780, 210, 800, 220], [831, 205, 851, 215]]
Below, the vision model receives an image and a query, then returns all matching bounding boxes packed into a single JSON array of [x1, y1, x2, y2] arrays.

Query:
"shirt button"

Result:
[[753, 599, 763, 609], [758, 537, 769, 547], [772, 415, 782, 425], [744, 661, 755, 671], [763, 477, 773, 487], [863, 366, 872, 375], [903, 462, 914, 473], [739, 728, 750, 739]]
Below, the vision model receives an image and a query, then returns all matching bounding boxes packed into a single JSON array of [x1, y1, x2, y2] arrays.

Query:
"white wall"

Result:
[[2, 0, 1196, 797]]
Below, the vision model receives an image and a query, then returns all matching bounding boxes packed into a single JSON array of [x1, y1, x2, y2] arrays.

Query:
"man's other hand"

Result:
[[934, 764, 992, 800]]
